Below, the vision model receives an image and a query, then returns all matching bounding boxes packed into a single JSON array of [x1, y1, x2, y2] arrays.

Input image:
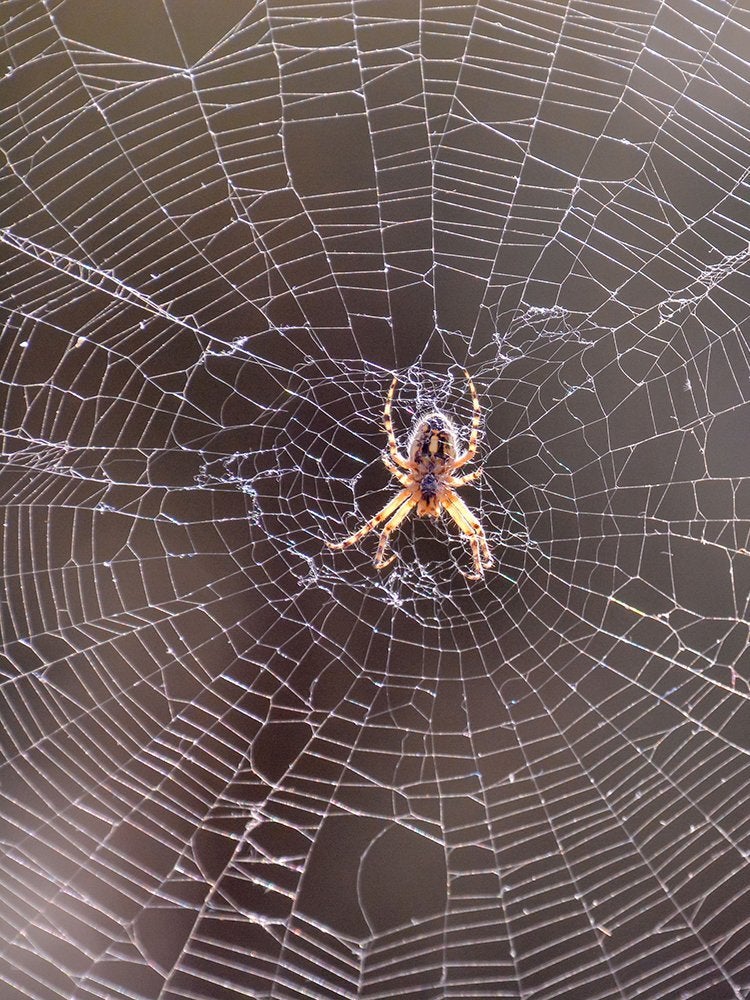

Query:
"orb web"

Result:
[[1, 2, 749, 999]]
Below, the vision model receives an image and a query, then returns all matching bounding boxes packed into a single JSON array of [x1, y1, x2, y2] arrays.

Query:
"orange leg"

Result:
[[452, 370, 481, 469], [374, 496, 417, 569], [384, 377, 411, 469], [326, 488, 413, 552], [382, 453, 411, 486], [450, 493, 492, 567], [449, 466, 482, 488], [443, 491, 492, 578]]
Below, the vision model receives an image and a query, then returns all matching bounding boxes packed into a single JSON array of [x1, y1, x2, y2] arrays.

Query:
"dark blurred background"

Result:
[[1, 2, 749, 998]]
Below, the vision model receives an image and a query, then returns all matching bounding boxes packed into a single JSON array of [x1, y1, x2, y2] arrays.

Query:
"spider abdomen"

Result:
[[408, 412, 457, 467]]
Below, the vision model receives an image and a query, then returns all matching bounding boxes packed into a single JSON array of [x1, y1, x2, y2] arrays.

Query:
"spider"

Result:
[[326, 371, 493, 579]]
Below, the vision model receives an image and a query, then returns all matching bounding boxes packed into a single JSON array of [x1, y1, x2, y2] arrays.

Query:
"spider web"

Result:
[[1, 1, 749, 998]]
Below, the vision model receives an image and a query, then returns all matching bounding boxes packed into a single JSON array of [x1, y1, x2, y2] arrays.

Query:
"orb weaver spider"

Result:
[[326, 371, 493, 579]]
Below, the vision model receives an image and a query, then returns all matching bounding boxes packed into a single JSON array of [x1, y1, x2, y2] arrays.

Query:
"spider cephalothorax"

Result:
[[326, 372, 493, 579]]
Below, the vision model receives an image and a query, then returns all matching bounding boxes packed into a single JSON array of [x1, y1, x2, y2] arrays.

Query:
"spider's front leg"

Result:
[[326, 487, 413, 552], [462, 534, 488, 580], [374, 496, 417, 569]]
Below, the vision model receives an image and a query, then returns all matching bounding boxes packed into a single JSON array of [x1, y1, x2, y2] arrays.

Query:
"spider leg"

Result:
[[326, 487, 413, 552], [382, 453, 411, 486], [444, 511, 485, 580], [449, 466, 482, 488], [450, 493, 492, 567], [443, 491, 493, 579], [452, 370, 481, 469], [374, 496, 417, 569], [384, 376, 411, 470]]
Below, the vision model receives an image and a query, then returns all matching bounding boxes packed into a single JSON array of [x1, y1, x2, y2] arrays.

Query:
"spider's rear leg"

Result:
[[452, 371, 482, 470], [384, 377, 411, 470]]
